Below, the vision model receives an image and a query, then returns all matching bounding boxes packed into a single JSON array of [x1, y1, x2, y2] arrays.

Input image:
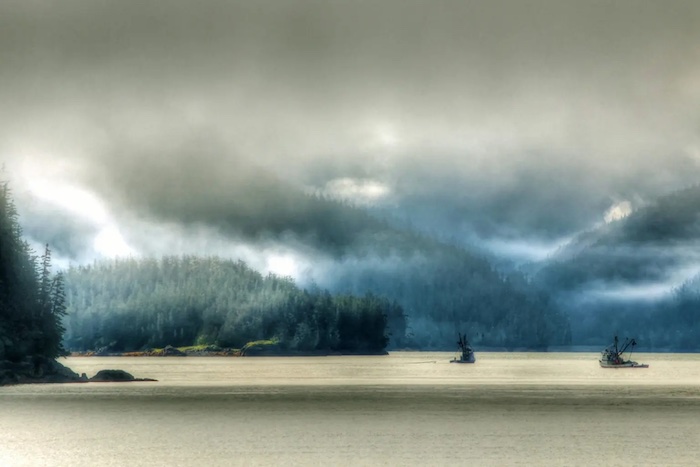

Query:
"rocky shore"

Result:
[[0, 357, 157, 386], [0, 357, 87, 386]]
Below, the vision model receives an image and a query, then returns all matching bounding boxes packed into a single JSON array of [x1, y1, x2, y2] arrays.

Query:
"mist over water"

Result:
[[2, 353, 700, 466]]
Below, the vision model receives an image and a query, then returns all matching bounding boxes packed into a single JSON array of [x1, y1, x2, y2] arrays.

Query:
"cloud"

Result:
[[565, 261, 700, 304], [479, 236, 573, 264], [15, 180, 136, 266], [1, 0, 699, 266]]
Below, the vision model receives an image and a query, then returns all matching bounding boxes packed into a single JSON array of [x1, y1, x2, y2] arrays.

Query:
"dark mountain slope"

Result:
[[534, 185, 700, 349]]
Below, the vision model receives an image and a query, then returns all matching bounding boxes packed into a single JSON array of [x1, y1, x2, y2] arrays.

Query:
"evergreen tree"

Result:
[[47, 271, 69, 357], [0, 181, 67, 362]]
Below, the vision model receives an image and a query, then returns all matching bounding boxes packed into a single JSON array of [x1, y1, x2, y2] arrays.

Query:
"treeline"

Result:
[[63, 256, 403, 353], [0, 182, 67, 362]]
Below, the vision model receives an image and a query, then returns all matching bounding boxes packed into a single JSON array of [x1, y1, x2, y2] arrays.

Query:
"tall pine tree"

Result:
[[0, 181, 67, 362]]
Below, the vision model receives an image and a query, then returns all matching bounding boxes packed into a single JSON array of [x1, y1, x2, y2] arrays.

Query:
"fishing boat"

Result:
[[599, 335, 648, 368], [450, 333, 475, 363]]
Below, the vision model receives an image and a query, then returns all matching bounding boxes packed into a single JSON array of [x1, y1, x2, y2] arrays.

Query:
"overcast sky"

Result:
[[1, 0, 699, 273]]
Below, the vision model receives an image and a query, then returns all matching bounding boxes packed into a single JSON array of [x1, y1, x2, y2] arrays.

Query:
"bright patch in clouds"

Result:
[[373, 122, 400, 148], [266, 254, 299, 278], [604, 200, 632, 223], [28, 178, 136, 259], [321, 178, 390, 206], [29, 179, 110, 225], [94, 226, 135, 258], [481, 236, 572, 263]]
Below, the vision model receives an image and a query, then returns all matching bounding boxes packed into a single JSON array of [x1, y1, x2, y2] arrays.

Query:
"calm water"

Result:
[[2, 352, 700, 466]]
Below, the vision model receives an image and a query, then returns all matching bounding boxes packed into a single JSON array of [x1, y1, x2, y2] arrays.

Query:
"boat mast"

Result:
[[624, 338, 637, 360], [457, 333, 469, 358], [618, 337, 636, 355]]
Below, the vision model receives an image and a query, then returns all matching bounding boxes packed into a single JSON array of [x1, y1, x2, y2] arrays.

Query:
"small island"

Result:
[[89, 369, 157, 382]]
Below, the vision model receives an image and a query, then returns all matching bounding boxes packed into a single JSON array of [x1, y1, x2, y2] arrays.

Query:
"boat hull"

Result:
[[599, 361, 648, 368], [450, 357, 476, 364]]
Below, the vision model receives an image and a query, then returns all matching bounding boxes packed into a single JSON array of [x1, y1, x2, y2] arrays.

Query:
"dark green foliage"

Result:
[[63, 256, 396, 353], [0, 182, 67, 361]]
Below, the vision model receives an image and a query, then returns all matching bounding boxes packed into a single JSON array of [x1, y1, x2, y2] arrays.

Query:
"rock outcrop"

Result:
[[161, 345, 186, 356], [89, 369, 156, 382], [0, 357, 88, 386]]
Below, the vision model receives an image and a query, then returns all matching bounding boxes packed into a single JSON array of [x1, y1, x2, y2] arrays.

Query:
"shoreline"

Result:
[[67, 347, 700, 357], [69, 349, 390, 357]]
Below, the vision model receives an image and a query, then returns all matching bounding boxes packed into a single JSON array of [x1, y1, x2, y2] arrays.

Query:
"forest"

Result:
[[61, 248, 574, 352], [63, 256, 400, 353]]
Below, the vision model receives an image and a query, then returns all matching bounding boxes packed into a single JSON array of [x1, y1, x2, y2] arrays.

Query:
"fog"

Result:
[[2, 0, 699, 289]]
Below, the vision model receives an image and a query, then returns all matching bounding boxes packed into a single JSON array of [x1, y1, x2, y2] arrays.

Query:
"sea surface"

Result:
[[2, 352, 700, 466]]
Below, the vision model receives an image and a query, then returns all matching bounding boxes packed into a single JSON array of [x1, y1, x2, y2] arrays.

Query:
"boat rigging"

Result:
[[599, 335, 648, 368]]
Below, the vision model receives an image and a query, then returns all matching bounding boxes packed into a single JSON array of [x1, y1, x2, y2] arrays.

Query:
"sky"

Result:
[[1, 0, 699, 278]]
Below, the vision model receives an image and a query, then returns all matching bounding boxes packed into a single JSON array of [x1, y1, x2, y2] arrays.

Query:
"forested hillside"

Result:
[[58, 183, 576, 352], [329, 242, 571, 349], [63, 256, 401, 353], [535, 185, 700, 349], [235, 190, 574, 350]]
